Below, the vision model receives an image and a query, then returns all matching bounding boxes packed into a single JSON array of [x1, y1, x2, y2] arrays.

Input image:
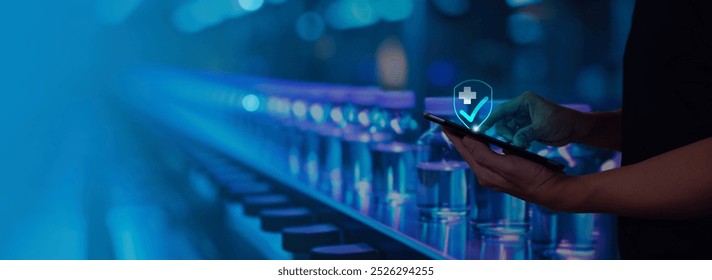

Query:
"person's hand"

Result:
[[442, 127, 577, 211], [479, 92, 592, 148]]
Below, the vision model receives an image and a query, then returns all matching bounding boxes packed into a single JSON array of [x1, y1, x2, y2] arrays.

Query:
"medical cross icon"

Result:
[[452, 79, 494, 131], [458, 87, 477, 104]]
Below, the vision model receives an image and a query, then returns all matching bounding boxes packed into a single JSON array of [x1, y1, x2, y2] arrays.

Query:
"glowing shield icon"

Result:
[[453, 79, 493, 132]]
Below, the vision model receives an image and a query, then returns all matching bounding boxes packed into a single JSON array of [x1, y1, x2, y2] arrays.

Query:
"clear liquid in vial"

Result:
[[416, 160, 473, 220], [372, 142, 416, 203]]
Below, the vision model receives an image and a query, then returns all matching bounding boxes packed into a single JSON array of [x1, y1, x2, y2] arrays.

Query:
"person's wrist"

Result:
[[571, 111, 596, 144], [534, 174, 588, 213]]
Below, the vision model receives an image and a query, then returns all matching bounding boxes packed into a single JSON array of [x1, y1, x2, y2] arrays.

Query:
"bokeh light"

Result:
[[172, 0, 263, 33], [292, 100, 308, 119], [296, 12, 325, 42], [377, 38, 408, 89], [506, 0, 542, 8], [326, 0, 377, 30], [241, 94, 260, 112], [373, 0, 413, 22], [309, 104, 325, 123], [238, 0, 264, 11]]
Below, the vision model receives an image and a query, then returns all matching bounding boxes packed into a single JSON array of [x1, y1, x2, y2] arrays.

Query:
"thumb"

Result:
[[512, 124, 537, 148]]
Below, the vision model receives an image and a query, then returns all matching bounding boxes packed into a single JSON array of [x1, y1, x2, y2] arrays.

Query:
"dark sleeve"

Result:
[[670, 0, 712, 141], [622, 0, 712, 161]]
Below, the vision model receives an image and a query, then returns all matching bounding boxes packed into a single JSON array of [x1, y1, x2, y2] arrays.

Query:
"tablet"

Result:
[[423, 112, 566, 172]]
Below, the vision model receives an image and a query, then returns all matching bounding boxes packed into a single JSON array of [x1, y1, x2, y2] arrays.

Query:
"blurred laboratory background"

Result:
[[0, 0, 634, 259]]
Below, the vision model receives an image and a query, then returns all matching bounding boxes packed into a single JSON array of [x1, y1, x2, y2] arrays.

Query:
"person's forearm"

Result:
[[573, 109, 622, 151], [551, 136, 712, 219]]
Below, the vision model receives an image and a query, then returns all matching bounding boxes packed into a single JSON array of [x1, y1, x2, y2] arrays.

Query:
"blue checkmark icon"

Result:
[[459, 96, 489, 123]]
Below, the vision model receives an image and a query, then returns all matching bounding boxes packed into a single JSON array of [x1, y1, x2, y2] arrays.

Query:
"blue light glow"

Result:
[[600, 159, 617, 171], [557, 146, 577, 168], [326, 0, 377, 30], [266, 97, 279, 114], [506, 0, 542, 8], [289, 149, 300, 176], [330, 169, 343, 199], [172, 1, 223, 33], [390, 119, 403, 134], [355, 181, 371, 213], [238, 0, 264, 11], [358, 111, 370, 126], [325, 0, 411, 30], [96, 0, 143, 25], [306, 152, 319, 186], [330, 107, 344, 124], [342, 104, 357, 124], [296, 12, 325, 42], [309, 104, 325, 123], [278, 99, 291, 115], [292, 101, 307, 118], [373, 0, 413, 22], [228, 93, 240, 106], [242, 94, 260, 112], [172, 0, 261, 33], [189, 169, 218, 202]]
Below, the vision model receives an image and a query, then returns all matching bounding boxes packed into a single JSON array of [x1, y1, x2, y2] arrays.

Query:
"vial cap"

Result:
[[348, 87, 380, 106], [303, 86, 328, 102], [378, 90, 415, 109], [424, 97, 454, 116], [327, 87, 350, 104]]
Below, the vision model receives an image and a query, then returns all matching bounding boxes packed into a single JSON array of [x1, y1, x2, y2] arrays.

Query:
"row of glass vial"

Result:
[[226, 80, 605, 258], [126, 67, 610, 258], [231, 82, 526, 230], [257, 84, 420, 213]]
